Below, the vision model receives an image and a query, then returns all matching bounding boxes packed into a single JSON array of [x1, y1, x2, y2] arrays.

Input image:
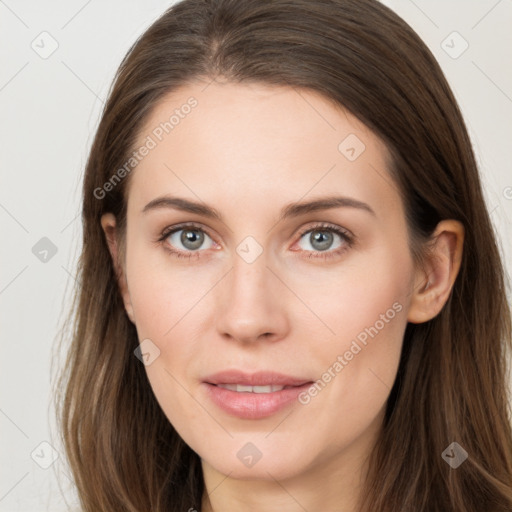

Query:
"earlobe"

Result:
[[100, 213, 136, 324], [407, 220, 464, 324]]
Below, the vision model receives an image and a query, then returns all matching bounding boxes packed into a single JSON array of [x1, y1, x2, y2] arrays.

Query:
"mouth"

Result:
[[201, 370, 314, 419], [213, 383, 303, 393], [204, 369, 312, 388]]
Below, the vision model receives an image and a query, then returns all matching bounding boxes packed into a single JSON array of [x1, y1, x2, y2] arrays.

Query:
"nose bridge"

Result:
[[215, 237, 289, 342], [231, 247, 269, 302], [228, 233, 272, 299]]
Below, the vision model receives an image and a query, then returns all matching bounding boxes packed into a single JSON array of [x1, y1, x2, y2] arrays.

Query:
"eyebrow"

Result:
[[142, 195, 376, 220]]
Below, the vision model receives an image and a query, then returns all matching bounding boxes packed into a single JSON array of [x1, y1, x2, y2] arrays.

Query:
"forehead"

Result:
[[126, 80, 400, 219]]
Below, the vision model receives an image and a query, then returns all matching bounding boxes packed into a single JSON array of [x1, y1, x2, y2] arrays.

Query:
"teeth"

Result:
[[217, 384, 286, 393]]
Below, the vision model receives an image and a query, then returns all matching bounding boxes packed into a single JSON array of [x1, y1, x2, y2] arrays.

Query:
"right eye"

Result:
[[159, 223, 217, 259]]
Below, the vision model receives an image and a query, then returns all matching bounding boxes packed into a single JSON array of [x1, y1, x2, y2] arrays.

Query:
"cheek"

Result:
[[125, 238, 209, 338], [124, 252, 209, 433], [120, 221, 415, 477], [124, 244, 221, 416], [291, 232, 413, 350], [305, 275, 410, 473], [294, 244, 412, 439]]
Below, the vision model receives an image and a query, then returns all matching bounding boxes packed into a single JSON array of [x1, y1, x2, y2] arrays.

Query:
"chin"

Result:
[[199, 439, 319, 482]]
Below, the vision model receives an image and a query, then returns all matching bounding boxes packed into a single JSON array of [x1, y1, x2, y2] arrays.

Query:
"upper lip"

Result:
[[204, 370, 313, 387]]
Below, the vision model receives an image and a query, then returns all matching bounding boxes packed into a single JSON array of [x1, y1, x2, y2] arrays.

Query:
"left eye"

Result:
[[297, 227, 348, 253]]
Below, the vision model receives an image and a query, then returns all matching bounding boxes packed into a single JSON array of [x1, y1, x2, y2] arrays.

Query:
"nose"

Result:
[[215, 248, 290, 344]]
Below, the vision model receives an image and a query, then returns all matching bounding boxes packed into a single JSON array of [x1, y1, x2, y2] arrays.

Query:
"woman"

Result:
[[55, 0, 512, 510]]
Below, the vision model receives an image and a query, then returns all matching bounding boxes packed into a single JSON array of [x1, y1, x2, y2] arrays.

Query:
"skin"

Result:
[[101, 79, 464, 512]]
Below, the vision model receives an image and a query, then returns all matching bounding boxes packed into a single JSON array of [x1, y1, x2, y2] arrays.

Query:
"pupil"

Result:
[[182, 229, 203, 250], [311, 231, 332, 251]]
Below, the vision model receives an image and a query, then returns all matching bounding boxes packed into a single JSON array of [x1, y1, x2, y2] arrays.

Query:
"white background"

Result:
[[1, 1, 511, 510]]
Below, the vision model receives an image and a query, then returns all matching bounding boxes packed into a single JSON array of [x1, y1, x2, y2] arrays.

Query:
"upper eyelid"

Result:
[[297, 222, 352, 238], [161, 222, 213, 237]]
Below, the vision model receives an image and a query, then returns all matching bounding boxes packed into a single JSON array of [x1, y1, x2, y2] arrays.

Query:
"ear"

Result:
[[100, 213, 136, 324], [407, 220, 464, 324]]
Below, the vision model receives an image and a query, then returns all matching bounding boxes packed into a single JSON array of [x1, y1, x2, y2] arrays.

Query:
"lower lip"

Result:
[[202, 382, 313, 420]]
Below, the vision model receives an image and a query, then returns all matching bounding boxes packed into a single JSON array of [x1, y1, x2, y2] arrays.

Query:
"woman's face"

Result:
[[107, 80, 419, 483]]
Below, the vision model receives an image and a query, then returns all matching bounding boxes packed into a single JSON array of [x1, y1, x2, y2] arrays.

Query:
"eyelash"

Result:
[[157, 222, 354, 261]]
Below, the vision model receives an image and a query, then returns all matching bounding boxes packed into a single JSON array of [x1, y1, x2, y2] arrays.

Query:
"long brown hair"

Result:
[[54, 0, 512, 510]]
